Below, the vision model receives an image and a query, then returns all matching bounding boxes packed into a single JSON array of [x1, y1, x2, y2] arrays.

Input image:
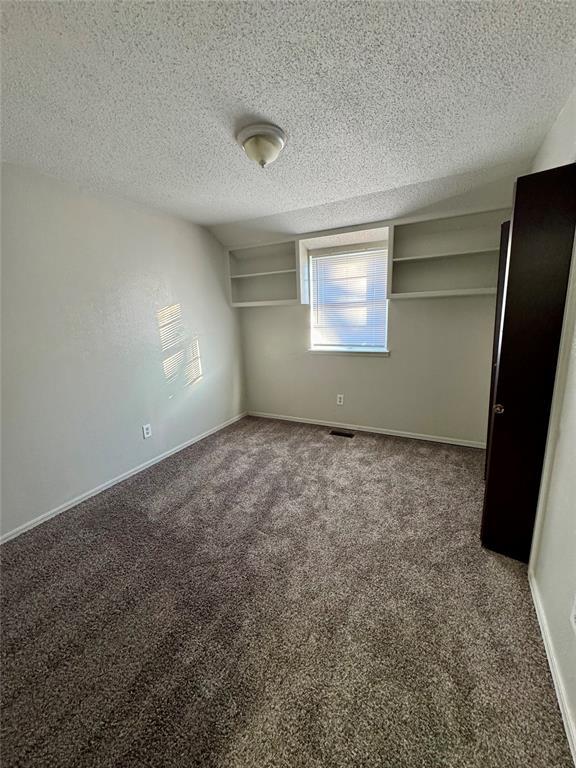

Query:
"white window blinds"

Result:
[[310, 248, 388, 351]]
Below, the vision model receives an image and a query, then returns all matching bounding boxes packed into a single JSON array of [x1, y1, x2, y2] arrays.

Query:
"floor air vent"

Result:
[[330, 429, 355, 438]]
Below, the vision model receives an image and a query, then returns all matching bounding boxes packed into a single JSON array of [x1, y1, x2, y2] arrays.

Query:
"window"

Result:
[[309, 247, 389, 352]]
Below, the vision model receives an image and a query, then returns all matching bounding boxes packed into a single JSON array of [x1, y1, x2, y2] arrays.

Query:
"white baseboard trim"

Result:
[[247, 411, 486, 448], [0, 412, 247, 545], [529, 574, 576, 765]]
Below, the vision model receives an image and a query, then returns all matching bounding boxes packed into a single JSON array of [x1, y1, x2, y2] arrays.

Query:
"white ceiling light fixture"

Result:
[[236, 123, 287, 168]]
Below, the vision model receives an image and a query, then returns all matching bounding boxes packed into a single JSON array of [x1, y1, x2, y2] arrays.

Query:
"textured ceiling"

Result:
[[209, 160, 525, 246], [2, 1, 575, 229]]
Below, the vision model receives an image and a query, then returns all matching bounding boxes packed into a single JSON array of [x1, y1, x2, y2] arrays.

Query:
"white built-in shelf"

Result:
[[230, 269, 297, 279], [231, 299, 299, 308], [393, 247, 498, 263], [228, 241, 299, 306], [390, 288, 497, 300], [226, 210, 508, 308], [391, 211, 506, 297]]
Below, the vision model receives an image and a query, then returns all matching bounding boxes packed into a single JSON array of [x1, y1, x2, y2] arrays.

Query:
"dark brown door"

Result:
[[484, 220, 510, 479], [481, 163, 576, 563]]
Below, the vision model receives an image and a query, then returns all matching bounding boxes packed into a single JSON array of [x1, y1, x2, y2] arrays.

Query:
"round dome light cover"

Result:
[[236, 123, 287, 167]]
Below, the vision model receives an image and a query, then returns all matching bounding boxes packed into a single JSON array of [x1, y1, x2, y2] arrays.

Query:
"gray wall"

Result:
[[237, 203, 512, 447], [241, 295, 495, 445], [529, 87, 576, 760], [1, 163, 244, 539]]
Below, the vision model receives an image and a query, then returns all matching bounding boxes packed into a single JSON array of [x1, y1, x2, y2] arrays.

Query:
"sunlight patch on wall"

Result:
[[156, 303, 203, 392], [162, 349, 185, 382], [157, 303, 185, 352], [184, 337, 202, 386]]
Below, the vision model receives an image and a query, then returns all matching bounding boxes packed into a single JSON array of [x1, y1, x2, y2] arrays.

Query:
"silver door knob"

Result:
[[493, 404, 505, 414]]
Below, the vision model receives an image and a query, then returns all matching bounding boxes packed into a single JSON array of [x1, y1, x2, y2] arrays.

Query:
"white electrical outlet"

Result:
[[336, 394, 344, 406], [142, 424, 152, 439]]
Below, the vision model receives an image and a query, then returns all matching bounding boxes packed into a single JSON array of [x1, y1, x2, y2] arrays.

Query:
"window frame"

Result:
[[307, 243, 391, 355]]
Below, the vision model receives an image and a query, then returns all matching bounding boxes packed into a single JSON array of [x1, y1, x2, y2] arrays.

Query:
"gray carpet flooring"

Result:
[[1, 416, 571, 767]]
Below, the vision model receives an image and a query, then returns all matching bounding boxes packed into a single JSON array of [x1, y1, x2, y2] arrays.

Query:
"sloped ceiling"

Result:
[[209, 160, 525, 246], [2, 1, 575, 231]]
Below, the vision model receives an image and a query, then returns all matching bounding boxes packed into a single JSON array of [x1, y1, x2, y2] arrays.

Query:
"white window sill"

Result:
[[308, 347, 390, 357]]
